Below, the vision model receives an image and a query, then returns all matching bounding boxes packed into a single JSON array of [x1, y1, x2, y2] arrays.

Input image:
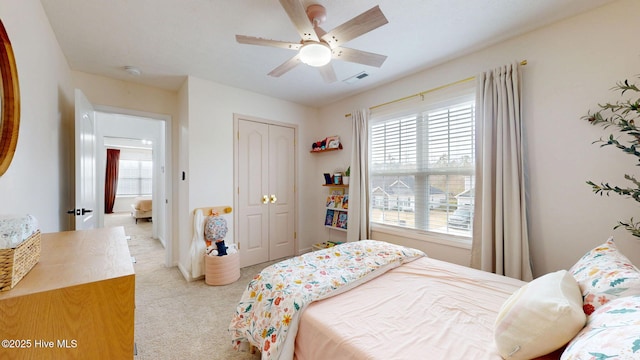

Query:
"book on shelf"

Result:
[[336, 212, 348, 229], [326, 196, 335, 208], [324, 210, 335, 226], [331, 211, 339, 227], [326, 194, 349, 210], [334, 195, 343, 208]]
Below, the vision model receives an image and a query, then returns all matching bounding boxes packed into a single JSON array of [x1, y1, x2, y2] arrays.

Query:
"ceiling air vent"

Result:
[[343, 71, 369, 84]]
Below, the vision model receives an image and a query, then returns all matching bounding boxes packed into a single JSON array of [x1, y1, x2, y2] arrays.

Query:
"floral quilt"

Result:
[[229, 240, 425, 360]]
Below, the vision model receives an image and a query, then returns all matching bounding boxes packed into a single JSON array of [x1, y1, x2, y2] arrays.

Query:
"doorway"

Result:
[[103, 136, 153, 241], [94, 108, 172, 267]]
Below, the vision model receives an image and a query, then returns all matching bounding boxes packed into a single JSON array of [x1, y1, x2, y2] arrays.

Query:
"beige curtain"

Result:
[[471, 62, 533, 281], [346, 108, 370, 242]]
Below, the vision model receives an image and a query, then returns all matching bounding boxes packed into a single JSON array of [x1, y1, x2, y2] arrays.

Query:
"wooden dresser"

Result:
[[0, 227, 135, 359]]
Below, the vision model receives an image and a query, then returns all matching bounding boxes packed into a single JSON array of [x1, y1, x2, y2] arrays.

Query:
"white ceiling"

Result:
[[40, 0, 616, 108]]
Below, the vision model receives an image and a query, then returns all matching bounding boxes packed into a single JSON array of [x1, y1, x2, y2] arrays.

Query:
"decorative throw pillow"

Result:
[[561, 295, 640, 359], [494, 270, 586, 360], [569, 237, 640, 316], [204, 216, 228, 242]]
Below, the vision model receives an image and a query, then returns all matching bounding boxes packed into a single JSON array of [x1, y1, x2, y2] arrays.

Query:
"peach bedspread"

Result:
[[294, 257, 561, 360]]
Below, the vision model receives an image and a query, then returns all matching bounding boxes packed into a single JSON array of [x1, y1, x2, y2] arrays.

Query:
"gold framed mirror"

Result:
[[0, 19, 20, 177]]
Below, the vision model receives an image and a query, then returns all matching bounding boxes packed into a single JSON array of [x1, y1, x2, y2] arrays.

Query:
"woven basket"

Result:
[[205, 252, 240, 286], [0, 231, 41, 291]]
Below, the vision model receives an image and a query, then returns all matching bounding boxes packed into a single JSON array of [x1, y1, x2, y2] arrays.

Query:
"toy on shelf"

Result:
[[311, 135, 342, 152]]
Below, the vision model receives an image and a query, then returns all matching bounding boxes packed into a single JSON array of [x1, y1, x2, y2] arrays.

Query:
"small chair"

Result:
[[130, 197, 152, 223]]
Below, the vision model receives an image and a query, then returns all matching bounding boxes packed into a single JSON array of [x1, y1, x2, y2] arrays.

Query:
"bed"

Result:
[[230, 239, 640, 360]]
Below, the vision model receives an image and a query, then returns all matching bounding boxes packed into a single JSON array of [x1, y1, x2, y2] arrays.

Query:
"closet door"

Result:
[[238, 120, 270, 266], [268, 125, 295, 260], [237, 118, 296, 267]]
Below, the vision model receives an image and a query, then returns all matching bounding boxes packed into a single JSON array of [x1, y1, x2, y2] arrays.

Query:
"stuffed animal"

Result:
[[204, 212, 228, 256], [311, 138, 328, 151]]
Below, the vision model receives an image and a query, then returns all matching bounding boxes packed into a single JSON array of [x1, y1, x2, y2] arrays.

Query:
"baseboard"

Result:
[[177, 262, 204, 282], [177, 263, 192, 281], [299, 247, 312, 254]]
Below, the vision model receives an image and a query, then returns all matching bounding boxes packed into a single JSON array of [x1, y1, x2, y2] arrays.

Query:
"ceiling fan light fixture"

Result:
[[299, 42, 331, 67]]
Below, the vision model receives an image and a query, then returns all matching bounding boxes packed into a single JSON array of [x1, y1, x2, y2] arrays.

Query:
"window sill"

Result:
[[371, 224, 472, 250]]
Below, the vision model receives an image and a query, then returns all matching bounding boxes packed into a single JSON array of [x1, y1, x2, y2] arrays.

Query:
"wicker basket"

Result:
[[0, 231, 41, 291], [205, 252, 240, 286]]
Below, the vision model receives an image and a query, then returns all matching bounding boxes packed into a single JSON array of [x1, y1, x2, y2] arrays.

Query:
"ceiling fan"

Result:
[[236, 0, 389, 83]]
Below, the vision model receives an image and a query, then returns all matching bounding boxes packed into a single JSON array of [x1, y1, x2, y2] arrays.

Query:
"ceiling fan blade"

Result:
[[318, 63, 337, 83], [236, 35, 302, 50], [279, 0, 319, 42], [321, 5, 388, 48], [332, 47, 387, 67], [268, 54, 302, 77]]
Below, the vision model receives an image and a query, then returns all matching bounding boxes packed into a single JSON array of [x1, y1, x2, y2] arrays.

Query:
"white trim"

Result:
[[371, 223, 471, 250]]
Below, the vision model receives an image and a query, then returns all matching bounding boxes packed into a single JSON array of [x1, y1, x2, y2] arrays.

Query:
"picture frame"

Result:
[[326, 135, 340, 149]]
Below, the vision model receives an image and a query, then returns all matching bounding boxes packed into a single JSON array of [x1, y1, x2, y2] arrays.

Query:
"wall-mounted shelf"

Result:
[[325, 194, 348, 231], [325, 225, 347, 232], [310, 143, 343, 153], [322, 184, 349, 188]]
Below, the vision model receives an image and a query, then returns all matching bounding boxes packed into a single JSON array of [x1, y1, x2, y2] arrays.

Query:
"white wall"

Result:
[[178, 76, 318, 279], [0, 0, 74, 232], [316, 0, 640, 275]]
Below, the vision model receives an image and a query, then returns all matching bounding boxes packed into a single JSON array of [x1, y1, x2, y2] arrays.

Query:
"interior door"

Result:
[[268, 125, 295, 260], [237, 119, 270, 266], [237, 118, 296, 267], [73, 89, 97, 230]]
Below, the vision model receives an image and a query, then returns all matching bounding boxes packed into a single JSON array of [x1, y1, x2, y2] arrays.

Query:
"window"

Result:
[[117, 160, 152, 196], [370, 89, 475, 237]]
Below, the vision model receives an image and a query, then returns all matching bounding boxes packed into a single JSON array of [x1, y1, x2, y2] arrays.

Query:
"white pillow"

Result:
[[494, 270, 586, 360]]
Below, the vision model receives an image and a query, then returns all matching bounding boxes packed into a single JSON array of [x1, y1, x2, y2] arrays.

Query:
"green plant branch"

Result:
[[591, 135, 640, 161], [584, 76, 640, 237], [614, 218, 640, 238], [587, 177, 640, 203]]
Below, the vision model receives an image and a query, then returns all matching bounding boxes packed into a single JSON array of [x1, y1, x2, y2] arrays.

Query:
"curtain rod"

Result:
[[345, 60, 527, 118]]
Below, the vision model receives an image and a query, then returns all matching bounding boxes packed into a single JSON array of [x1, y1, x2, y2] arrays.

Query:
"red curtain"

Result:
[[105, 148, 120, 214]]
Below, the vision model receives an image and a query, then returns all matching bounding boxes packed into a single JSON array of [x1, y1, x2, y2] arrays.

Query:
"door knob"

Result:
[[81, 208, 93, 215], [270, 194, 277, 204], [262, 195, 269, 204]]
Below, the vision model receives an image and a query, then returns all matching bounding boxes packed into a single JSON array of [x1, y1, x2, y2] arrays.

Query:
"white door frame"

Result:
[[95, 105, 174, 267]]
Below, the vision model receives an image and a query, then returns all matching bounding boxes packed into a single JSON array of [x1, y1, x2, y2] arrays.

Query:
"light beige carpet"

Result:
[[105, 213, 268, 360]]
